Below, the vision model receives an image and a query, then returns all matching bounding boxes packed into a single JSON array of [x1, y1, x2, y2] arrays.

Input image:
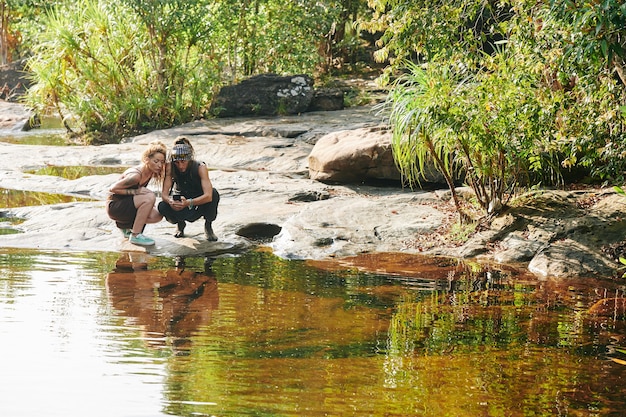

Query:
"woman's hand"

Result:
[[169, 196, 187, 211]]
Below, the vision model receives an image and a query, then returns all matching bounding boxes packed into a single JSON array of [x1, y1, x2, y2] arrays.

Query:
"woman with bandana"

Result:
[[158, 136, 220, 240]]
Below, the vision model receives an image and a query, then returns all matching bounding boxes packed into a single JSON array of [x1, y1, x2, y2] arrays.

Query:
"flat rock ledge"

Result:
[[1, 101, 625, 279]]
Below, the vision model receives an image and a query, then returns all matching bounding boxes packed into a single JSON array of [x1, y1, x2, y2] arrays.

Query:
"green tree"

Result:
[[536, 1, 626, 181], [361, 0, 518, 82], [387, 48, 559, 221], [0, 0, 66, 64], [373, 0, 626, 220], [23, 0, 373, 141], [208, 0, 370, 80], [546, 0, 626, 86]]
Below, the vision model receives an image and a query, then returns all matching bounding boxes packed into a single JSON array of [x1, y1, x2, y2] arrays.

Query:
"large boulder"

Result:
[[0, 100, 32, 129], [308, 126, 445, 184], [210, 73, 314, 117], [0, 59, 31, 102], [307, 88, 344, 112]]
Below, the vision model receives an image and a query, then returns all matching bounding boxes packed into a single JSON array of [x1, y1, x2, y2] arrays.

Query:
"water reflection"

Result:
[[25, 165, 128, 180], [0, 129, 70, 146], [106, 253, 219, 354], [0, 187, 94, 208], [0, 116, 68, 146], [1, 249, 626, 416], [0, 250, 167, 417]]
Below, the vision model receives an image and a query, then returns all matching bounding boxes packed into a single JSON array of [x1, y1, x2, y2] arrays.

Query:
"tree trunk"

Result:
[[425, 138, 471, 223], [0, 1, 9, 65]]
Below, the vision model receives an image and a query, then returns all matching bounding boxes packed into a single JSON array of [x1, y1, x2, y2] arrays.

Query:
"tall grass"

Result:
[[386, 51, 561, 221], [25, 0, 221, 143]]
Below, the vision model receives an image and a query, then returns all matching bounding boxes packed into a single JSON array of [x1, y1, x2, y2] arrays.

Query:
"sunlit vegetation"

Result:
[[372, 0, 626, 219], [11, 0, 374, 143], [612, 347, 626, 365]]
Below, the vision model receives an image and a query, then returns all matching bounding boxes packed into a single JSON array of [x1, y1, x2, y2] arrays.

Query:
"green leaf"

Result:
[[600, 39, 609, 57], [595, 22, 603, 36]]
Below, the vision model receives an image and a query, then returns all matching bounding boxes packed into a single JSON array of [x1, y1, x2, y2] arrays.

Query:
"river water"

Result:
[[1, 248, 625, 417]]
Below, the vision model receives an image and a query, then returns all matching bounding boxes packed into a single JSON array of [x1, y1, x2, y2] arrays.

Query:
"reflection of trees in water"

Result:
[[382, 260, 626, 415], [106, 253, 219, 352], [387, 261, 626, 355]]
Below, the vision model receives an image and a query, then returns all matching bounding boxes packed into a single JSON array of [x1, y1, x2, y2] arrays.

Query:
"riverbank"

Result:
[[2, 100, 626, 279]]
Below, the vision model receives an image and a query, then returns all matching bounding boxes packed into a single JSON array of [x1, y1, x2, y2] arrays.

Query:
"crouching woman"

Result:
[[158, 137, 220, 241], [106, 140, 166, 246]]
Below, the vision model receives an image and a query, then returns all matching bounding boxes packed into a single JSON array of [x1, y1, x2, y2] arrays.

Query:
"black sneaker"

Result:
[[175, 221, 186, 238], [204, 221, 218, 241]]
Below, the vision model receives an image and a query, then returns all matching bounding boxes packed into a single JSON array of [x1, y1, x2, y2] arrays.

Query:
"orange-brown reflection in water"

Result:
[[310, 251, 626, 358], [168, 255, 626, 417], [105, 252, 218, 350], [307, 251, 526, 280], [163, 270, 395, 417], [309, 252, 625, 314]]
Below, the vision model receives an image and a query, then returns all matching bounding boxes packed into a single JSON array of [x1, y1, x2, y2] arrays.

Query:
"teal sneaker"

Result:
[[129, 233, 155, 246], [121, 228, 131, 238]]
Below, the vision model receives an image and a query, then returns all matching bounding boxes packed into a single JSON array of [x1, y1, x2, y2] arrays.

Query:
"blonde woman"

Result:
[[106, 140, 167, 246]]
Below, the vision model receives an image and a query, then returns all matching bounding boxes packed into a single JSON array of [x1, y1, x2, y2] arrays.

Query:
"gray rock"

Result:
[[308, 125, 445, 185], [0, 100, 33, 129], [1, 103, 625, 279], [308, 88, 344, 112], [210, 73, 314, 117], [308, 126, 399, 183]]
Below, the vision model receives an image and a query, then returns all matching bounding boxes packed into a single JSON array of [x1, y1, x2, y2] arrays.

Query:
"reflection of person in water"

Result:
[[106, 253, 219, 352]]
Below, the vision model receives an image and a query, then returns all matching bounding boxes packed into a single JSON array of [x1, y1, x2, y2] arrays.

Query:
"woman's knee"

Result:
[[136, 193, 156, 206], [147, 209, 163, 223]]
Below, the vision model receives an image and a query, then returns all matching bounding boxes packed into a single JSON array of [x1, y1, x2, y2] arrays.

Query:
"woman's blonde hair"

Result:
[[141, 140, 168, 183]]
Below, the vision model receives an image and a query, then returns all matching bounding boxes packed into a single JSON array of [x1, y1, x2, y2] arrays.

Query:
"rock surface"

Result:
[[210, 74, 314, 117], [308, 125, 444, 184], [1, 100, 625, 279]]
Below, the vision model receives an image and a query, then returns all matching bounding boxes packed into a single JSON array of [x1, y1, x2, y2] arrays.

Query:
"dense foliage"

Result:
[[370, 0, 626, 218], [14, 0, 371, 142], [25, 0, 219, 140]]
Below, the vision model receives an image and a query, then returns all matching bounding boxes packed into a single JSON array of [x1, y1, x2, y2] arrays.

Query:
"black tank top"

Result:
[[172, 160, 204, 198]]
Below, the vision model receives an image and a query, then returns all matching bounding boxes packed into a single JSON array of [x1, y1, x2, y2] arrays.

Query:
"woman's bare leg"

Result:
[[132, 192, 161, 234], [145, 207, 163, 224]]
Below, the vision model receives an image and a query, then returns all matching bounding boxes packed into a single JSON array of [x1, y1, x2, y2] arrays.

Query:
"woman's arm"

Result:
[[109, 170, 141, 195], [188, 164, 213, 206], [161, 162, 173, 199]]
